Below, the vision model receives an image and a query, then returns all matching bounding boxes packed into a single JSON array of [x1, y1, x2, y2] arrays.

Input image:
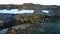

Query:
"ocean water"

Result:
[[0, 15, 60, 34], [27, 18, 60, 34], [0, 13, 15, 29]]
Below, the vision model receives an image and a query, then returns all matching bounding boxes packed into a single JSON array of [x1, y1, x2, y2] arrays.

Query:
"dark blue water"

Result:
[[0, 13, 15, 29], [0, 14, 60, 34]]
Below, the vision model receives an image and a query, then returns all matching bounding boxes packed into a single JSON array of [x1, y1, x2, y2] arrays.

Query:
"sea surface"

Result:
[[0, 14, 60, 34]]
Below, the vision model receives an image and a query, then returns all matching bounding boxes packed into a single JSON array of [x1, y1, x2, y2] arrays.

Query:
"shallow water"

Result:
[[27, 18, 60, 34], [0, 18, 60, 34]]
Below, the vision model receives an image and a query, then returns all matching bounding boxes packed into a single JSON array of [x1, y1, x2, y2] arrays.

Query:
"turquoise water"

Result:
[[0, 18, 60, 34], [27, 18, 60, 34]]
